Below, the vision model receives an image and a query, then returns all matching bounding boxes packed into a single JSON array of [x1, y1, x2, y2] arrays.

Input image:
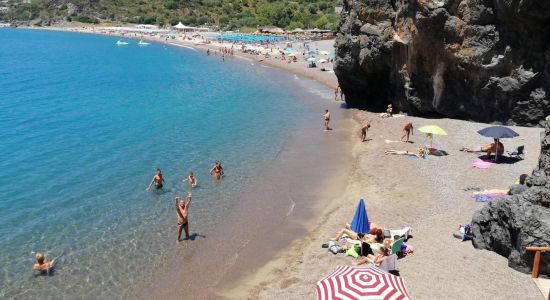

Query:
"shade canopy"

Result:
[[350, 198, 370, 234], [418, 125, 448, 136], [307, 57, 317, 62], [316, 265, 411, 300], [477, 125, 519, 139]]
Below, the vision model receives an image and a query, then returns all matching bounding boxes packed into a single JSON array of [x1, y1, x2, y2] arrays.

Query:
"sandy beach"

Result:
[[21, 25, 546, 299]]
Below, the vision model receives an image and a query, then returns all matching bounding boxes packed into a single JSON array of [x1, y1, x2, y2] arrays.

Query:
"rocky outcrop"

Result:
[[334, 0, 550, 126], [472, 124, 550, 275]]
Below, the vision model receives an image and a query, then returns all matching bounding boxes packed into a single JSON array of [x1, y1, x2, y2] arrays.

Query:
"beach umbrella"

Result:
[[307, 57, 317, 62], [287, 53, 297, 57], [318, 58, 328, 63], [320, 50, 329, 55], [308, 50, 318, 55], [350, 198, 369, 234], [418, 125, 447, 147], [477, 125, 519, 161], [316, 265, 411, 300]]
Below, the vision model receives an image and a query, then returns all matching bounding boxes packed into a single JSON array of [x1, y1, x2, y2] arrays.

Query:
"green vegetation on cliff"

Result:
[[0, 0, 341, 31]]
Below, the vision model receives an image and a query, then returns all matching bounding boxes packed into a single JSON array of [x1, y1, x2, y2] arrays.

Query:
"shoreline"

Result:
[[15, 26, 354, 298], [9, 26, 545, 299]]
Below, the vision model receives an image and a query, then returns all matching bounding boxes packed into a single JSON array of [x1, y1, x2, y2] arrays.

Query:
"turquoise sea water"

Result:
[[0, 29, 310, 298]]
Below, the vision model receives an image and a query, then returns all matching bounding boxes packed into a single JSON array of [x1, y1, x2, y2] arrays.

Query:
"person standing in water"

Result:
[[323, 109, 331, 130], [209, 161, 224, 180], [146, 168, 165, 191], [183, 171, 197, 188], [401, 122, 414, 142], [175, 192, 192, 241], [361, 121, 371, 142]]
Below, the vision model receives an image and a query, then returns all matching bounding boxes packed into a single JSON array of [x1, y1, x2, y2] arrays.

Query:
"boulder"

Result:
[[334, 0, 550, 126], [471, 123, 550, 275]]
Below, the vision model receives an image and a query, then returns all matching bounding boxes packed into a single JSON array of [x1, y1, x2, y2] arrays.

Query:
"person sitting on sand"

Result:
[[183, 171, 197, 188], [401, 123, 413, 142], [209, 161, 224, 180], [460, 139, 504, 156], [356, 239, 392, 265], [175, 192, 192, 241], [323, 109, 331, 131], [146, 168, 165, 191], [361, 122, 371, 142], [33, 251, 64, 275], [385, 148, 425, 158]]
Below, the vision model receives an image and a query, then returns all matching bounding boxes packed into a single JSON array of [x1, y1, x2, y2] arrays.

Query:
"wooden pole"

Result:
[[532, 250, 541, 278]]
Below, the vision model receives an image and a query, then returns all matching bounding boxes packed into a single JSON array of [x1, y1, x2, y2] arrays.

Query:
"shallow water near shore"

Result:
[[0, 29, 340, 298]]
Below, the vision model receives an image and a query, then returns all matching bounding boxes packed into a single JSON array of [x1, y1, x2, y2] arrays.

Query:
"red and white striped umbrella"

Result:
[[316, 265, 411, 300]]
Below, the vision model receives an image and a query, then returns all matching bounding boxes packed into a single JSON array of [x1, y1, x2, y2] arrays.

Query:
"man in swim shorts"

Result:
[[323, 109, 331, 130], [175, 192, 192, 241], [361, 121, 371, 142], [146, 168, 165, 191]]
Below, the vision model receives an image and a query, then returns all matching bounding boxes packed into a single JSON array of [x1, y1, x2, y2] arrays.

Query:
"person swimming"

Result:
[[146, 168, 165, 191], [209, 161, 224, 180], [32, 251, 64, 275], [183, 171, 197, 188]]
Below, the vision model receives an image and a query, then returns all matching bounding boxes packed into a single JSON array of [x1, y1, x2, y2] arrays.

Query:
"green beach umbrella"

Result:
[[418, 125, 447, 147]]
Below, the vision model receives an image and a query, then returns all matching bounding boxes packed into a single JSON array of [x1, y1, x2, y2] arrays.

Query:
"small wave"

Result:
[[168, 43, 198, 52], [286, 195, 296, 217]]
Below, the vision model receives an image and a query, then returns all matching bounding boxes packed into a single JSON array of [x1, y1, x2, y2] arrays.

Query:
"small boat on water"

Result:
[[116, 40, 129, 46], [138, 40, 150, 46]]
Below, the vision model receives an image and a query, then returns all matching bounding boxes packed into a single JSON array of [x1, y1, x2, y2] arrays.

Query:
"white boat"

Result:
[[138, 40, 150, 46], [116, 40, 129, 46]]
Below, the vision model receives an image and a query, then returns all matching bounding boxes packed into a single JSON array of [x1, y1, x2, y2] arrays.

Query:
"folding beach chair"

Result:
[[507, 145, 525, 159]]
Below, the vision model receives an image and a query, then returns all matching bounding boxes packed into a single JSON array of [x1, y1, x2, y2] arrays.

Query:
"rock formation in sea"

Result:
[[471, 123, 550, 275], [334, 0, 550, 126]]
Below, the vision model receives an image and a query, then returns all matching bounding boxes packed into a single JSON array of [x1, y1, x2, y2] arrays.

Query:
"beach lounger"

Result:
[[377, 254, 398, 273]]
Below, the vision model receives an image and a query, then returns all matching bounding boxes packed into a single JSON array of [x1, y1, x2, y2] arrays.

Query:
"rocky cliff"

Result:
[[471, 124, 550, 275], [334, 0, 550, 126]]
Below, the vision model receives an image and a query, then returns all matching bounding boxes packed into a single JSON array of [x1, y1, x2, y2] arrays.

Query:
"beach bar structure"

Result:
[[173, 22, 199, 33]]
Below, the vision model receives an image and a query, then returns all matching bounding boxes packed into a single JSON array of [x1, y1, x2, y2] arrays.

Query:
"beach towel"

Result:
[[472, 158, 492, 169], [471, 189, 508, 202]]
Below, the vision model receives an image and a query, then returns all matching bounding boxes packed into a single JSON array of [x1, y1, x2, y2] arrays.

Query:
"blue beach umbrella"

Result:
[[350, 198, 370, 234], [477, 125, 519, 161], [307, 50, 318, 55], [307, 57, 317, 62]]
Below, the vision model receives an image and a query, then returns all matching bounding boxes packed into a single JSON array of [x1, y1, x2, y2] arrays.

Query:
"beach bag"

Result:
[[361, 242, 374, 257]]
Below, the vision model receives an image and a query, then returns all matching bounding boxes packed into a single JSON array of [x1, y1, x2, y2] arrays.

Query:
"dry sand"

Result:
[[26, 25, 545, 299], [246, 112, 544, 299]]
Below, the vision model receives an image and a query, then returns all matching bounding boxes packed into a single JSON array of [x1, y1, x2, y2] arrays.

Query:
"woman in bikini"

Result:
[[385, 148, 425, 158], [209, 161, 224, 180]]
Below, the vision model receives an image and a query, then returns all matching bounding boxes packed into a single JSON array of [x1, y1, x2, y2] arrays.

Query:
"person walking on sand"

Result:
[[183, 171, 197, 188], [401, 122, 413, 142], [334, 85, 340, 101], [323, 109, 331, 131], [210, 161, 224, 180], [175, 192, 192, 241], [361, 121, 371, 142], [146, 168, 165, 191]]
